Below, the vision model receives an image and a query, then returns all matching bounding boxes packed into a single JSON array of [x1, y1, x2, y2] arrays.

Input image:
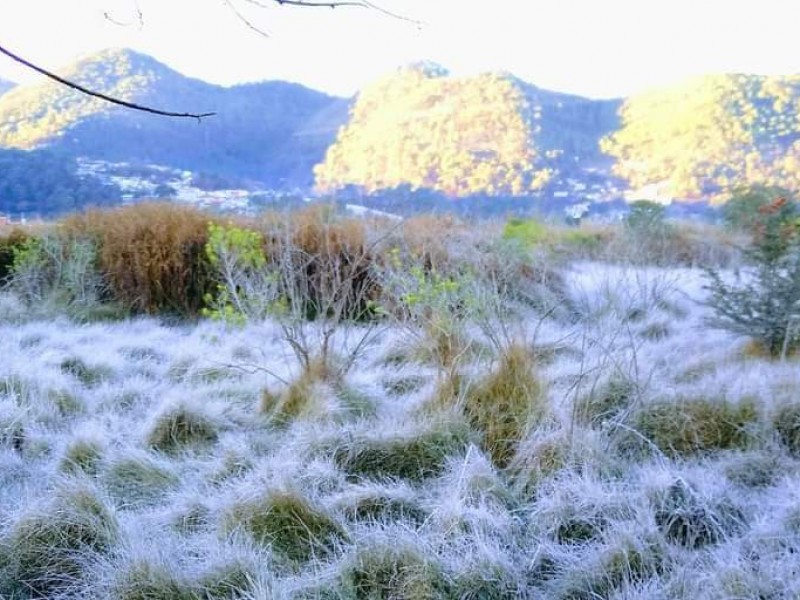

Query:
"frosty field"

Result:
[[1, 256, 799, 600]]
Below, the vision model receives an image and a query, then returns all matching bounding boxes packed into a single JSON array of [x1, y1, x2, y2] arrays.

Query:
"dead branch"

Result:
[[0, 43, 215, 120]]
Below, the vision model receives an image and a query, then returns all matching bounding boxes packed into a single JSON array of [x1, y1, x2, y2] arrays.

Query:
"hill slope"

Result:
[[602, 74, 800, 200], [314, 63, 620, 197], [0, 49, 348, 187], [0, 78, 13, 97]]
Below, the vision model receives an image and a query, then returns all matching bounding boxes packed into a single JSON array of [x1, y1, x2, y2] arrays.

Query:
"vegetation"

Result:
[[603, 74, 800, 199], [315, 63, 617, 197], [705, 196, 800, 356]]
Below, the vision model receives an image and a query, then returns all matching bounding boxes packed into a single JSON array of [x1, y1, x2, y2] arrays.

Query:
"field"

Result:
[[0, 205, 799, 599]]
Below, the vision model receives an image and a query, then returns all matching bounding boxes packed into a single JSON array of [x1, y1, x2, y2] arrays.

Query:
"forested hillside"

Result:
[[602, 74, 800, 200], [314, 63, 619, 197], [0, 49, 348, 187], [0, 149, 119, 216]]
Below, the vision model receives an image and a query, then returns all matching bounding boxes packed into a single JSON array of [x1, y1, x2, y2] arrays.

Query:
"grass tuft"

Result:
[[773, 403, 800, 456], [575, 375, 636, 427], [631, 397, 758, 457], [104, 454, 179, 508], [337, 543, 452, 599], [464, 344, 546, 468], [3, 479, 118, 596], [652, 479, 745, 549], [222, 489, 346, 564], [60, 436, 104, 476], [60, 356, 114, 387], [146, 404, 219, 454], [333, 420, 473, 482]]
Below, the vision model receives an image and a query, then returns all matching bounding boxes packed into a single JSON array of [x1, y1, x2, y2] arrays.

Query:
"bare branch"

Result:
[[0, 43, 215, 120], [222, 0, 272, 38]]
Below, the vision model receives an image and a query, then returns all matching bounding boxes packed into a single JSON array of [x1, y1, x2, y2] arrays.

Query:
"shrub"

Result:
[[6, 232, 110, 318], [502, 217, 549, 248], [705, 196, 800, 357], [722, 185, 797, 233], [464, 344, 546, 468], [773, 403, 800, 456], [222, 489, 346, 564], [632, 398, 757, 457], [333, 420, 473, 482], [0, 227, 29, 283], [64, 203, 217, 316], [146, 404, 219, 454], [4, 480, 118, 596]]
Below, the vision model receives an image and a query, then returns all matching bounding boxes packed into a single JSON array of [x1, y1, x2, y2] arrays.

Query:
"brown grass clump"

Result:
[[63, 203, 219, 315], [464, 344, 547, 469]]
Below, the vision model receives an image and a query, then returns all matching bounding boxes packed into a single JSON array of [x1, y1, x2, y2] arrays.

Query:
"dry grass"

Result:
[[63, 203, 219, 315], [464, 344, 547, 468]]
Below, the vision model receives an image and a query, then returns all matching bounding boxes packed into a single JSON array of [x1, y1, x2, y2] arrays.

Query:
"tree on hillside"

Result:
[[0, 0, 410, 119]]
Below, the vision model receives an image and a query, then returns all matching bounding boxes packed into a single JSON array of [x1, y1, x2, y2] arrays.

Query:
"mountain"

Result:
[[0, 49, 348, 187], [314, 63, 620, 198], [0, 78, 13, 97], [601, 74, 800, 201]]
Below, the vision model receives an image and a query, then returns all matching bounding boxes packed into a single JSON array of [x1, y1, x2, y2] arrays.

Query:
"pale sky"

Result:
[[1, 0, 800, 98]]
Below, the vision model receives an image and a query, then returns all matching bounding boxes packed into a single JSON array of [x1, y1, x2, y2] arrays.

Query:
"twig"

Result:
[[0, 43, 215, 120]]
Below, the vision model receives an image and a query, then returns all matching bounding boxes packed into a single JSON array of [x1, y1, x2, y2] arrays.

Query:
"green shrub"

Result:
[[705, 196, 800, 357], [502, 218, 549, 248], [146, 405, 219, 454], [632, 398, 757, 457], [773, 403, 800, 456], [0, 228, 29, 283], [4, 480, 118, 596], [464, 344, 546, 468], [333, 420, 473, 482], [722, 185, 797, 233], [222, 490, 346, 564]]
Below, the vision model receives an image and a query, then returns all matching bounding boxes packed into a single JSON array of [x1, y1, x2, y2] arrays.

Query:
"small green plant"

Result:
[[203, 222, 272, 326], [222, 490, 346, 564]]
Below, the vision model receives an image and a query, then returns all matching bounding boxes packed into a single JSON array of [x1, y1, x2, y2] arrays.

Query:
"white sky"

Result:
[[1, 0, 799, 98]]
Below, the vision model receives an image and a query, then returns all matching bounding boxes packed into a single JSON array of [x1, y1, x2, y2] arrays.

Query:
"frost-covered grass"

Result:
[[1, 259, 800, 599]]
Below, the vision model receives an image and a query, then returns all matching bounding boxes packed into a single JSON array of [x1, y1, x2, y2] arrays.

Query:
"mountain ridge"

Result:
[[2, 49, 800, 202]]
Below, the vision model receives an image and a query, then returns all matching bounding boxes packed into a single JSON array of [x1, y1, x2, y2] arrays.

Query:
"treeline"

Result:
[[0, 149, 120, 217]]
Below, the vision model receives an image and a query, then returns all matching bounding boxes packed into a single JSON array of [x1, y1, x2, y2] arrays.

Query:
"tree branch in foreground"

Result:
[[0, 43, 215, 120]]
